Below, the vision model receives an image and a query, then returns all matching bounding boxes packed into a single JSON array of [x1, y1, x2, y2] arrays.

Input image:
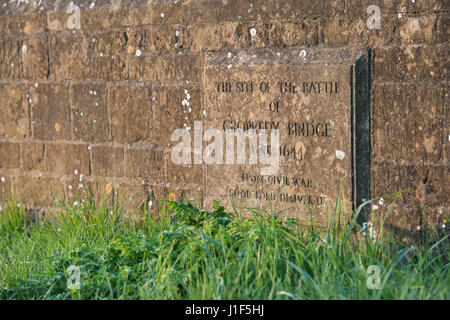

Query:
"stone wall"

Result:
[[0, 0, 448, 231]]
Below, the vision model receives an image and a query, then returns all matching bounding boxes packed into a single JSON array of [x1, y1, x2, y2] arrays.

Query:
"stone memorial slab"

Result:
[[202, 47, 369, 226]]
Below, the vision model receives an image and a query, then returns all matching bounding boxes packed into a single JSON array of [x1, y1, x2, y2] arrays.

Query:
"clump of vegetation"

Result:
[[0, 194, 448, 300]]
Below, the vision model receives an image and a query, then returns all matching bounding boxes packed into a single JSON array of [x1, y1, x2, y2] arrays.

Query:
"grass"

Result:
[[0, 193, 448, 300]]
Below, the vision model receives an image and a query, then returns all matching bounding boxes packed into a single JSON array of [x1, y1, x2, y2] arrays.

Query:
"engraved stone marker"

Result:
[[203, 47, 369, 226]]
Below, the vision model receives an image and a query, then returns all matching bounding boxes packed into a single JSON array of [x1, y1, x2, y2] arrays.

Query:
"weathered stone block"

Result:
[[72, 83, 110, 142], [107, 0, 182, 27], [371, 161, 449, 207], [0, 83, 29, 139], [173, 53, 203, 82], [65, 175, 91, 204], [142, 26, 180, 53], [0, 15, 21, 35], [91, 145, 124, 177], [323, 14, 444, 47], [127, 54, 175, 82], [0, 12, 46, 35], [396, 15, 444, 44], [108, 85, 152, 144], [125, 144, 164, 179], [49, 34, 89, 80], [165, 150, 204, 185], [373, 45, 448, 81], [30, 84, 71, 140], [151, 84, 203, 147], [183, 21, 320, 51], [21, 142, 45, 171], [0, 142, 20, 169], [45, 143, 90, 176], [21, 36, 49, 80], [0, 39, 21, 79], [271, 0, 344, 19], [372, 83, 444, 162], [182, 23, 244, 51], [182, 0, 274, 24], [343, 0, 445, 18], [11, 176, 65, 208], [87, 178, 115, 207], [22, 12, 47, 34]]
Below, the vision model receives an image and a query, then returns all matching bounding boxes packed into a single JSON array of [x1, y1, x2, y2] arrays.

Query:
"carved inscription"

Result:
[[203, 49, 364, 225]]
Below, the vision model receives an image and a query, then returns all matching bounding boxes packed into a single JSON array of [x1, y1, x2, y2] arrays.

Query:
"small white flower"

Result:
[[160, 13, 165, 18], [417, 226, 421, 230], [443, 224, 446, 229], [73, 201, 79, 206], [136, 49, 142, 56], [0, 177, 5, 182], [249, 28, 257, 37], [378, 198, 384, 205], [372, 205, 379, 210], [74, 170, 78, 175]]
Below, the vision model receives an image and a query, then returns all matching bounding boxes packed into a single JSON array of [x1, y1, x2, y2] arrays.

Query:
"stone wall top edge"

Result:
[[205, 46, 369, 65]]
